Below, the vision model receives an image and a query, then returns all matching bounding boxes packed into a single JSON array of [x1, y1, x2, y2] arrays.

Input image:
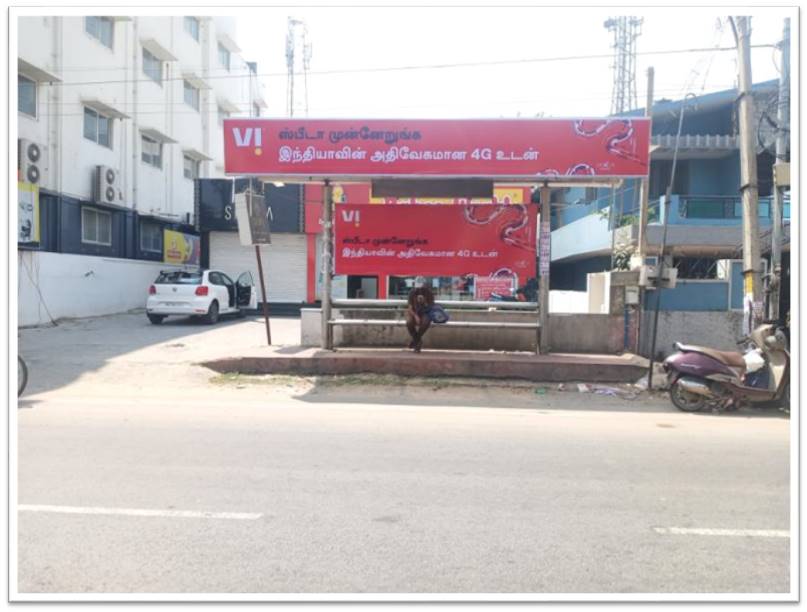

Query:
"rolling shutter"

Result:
[[209, 231, 307, 303]]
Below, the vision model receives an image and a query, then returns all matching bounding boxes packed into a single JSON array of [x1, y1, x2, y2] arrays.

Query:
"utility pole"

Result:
[[770, 17, 790, 322], [636, 66, 654, 263], [731, 16, 762, 334], [539, 183, 552, 353]]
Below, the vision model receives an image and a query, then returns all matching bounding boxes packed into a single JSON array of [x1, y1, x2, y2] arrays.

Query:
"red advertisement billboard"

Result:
[[303, 183, 531, 234], [224, 118, 651, 179], [334, 204, 537, 279]]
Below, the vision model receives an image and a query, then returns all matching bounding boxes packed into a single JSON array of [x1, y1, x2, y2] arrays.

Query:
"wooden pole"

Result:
[[255, 244, 271, 346]]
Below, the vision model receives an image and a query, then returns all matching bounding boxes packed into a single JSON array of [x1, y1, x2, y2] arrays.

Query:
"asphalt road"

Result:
[[15, 314, 792, 597]]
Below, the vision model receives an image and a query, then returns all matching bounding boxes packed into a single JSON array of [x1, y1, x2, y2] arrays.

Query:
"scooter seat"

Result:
[[676, 343, 747, 369]]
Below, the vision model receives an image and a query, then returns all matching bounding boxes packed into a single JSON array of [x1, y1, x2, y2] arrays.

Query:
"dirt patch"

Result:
[[210, 372, 544, 393]]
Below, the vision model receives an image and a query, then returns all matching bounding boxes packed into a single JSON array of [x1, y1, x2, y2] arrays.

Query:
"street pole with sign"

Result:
[[235, 186, 272, 345]]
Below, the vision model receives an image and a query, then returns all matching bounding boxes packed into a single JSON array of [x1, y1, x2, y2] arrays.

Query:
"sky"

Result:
[[233, 6, 793, 120]]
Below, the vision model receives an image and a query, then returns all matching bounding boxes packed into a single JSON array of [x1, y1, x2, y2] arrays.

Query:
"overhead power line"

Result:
[[40, 43, 777, 88]]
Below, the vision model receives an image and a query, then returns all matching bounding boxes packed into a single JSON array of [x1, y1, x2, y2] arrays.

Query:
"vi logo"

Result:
[[232, 127, 263, 156], [341, 209, 360, 227]]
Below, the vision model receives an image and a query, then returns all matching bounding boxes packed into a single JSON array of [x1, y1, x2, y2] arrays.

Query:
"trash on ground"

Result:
[[535, 387, 548, 395], [588, 384, 640, 400], [634, 373, 669, 391], [557, 383, 566, 392], [577, 383, 592, 393]]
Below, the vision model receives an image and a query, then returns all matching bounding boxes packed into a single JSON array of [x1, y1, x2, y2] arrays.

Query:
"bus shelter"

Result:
[[223, 118, 651, 353]]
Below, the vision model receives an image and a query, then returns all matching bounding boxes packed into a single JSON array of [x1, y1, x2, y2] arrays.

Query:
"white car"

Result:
[[146, 269, 258, 325]]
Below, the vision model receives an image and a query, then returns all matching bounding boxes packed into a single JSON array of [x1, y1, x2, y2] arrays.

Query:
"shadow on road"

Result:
[[18, 312, 297, 396], [17, 398, 42, 410]]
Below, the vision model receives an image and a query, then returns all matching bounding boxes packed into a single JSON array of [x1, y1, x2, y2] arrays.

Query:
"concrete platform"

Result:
[[201, 348, 649, 383]]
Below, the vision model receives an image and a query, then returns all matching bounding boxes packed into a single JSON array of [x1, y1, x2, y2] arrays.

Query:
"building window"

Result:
[[217, 106, 230, 126], [184, 17, 199, 41], [85, 16, 114, 49], [673, 257, 719, 280], [18, 75, 36, 117], [83, 107, 112, 148], [253, 103, 260, 118], [183, 155, 200, 180], [218, 43, 230, 71], [141, 135, 162, 169], [143, 48, 162, 85], [81, 207, 112, 246], [140, 222, 162, 253], [183, 80, 199, 111]]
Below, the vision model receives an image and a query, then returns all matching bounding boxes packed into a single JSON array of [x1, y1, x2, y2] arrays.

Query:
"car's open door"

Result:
[[236, 272, 257, 310]]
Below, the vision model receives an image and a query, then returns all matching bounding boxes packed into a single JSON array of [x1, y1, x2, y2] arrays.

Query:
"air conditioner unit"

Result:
[[18, 139, 44, 185], [95, 165, 123, 205]]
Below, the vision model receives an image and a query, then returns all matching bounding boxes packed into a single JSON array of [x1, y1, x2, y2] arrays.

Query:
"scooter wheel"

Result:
[[669, 379, 708, 413]]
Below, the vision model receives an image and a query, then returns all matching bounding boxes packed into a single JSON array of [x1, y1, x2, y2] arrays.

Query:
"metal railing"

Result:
[[331, 298, 539, 311]]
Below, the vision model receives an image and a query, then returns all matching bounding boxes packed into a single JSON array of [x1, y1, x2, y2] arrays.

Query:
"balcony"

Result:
[[650, 194, 791, 225], [552, 193, 791, 263]]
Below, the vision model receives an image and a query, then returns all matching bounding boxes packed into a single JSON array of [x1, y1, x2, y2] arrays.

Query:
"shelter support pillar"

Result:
[[321, 180, 334, 350], [539, 183, 551, 354]]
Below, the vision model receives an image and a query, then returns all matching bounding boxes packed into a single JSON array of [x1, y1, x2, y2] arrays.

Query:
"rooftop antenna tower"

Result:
[[604, 17, 643, 114], [286, 17, 313, 117]]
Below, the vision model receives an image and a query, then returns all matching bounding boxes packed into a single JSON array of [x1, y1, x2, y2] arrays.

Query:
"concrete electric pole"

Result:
[[636, 66, 655, 263], [730, 16, 762, 333], [770, 18, 790, 322]]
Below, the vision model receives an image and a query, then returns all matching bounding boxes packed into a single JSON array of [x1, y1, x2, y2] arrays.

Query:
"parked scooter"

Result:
[[663, 323, 789, 413]]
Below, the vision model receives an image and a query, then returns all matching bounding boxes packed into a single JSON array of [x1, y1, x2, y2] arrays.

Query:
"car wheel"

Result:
[[148, 314, 165, 325], [204, 301, 220, 325]]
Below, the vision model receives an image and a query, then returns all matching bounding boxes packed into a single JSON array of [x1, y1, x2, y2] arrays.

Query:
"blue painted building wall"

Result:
[[649, 281, 730, 311]]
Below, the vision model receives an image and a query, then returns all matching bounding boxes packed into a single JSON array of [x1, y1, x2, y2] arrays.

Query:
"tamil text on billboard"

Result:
[[224, 119, 651, 180], [334, 204, 537, 281]]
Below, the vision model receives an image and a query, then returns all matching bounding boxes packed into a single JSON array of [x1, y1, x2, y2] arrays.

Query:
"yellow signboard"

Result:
[[164, 229, 201, 265], [18, 181, 40, 244]]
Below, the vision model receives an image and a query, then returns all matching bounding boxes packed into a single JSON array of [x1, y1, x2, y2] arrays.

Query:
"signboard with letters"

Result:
[[474, 276, 516, 300], [334, 203, 537, 281], [18, 182, 40, 246], [224, 118, 651, 180]]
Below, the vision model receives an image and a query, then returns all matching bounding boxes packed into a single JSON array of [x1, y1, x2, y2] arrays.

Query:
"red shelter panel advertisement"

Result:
[[304, 183, 531, 233], [224, 118, 651, 179], [334, 204, 537, 279]]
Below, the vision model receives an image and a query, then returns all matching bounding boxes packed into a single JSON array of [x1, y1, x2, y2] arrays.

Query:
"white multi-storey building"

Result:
[[17, 15, 267, 325]]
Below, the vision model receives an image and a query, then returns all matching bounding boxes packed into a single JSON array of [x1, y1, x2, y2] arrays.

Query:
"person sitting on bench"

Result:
[[405, 284, 435, 353]]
